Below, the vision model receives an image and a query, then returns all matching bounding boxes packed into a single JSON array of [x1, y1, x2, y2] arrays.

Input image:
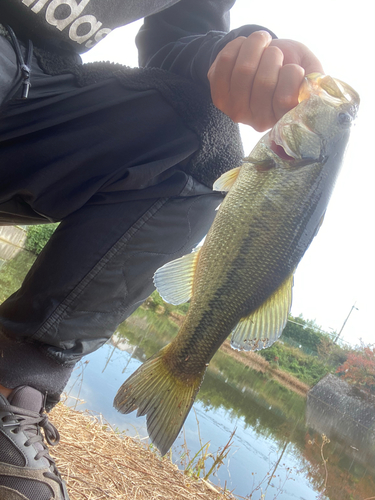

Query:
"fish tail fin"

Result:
[[114, 345, 205, 456]]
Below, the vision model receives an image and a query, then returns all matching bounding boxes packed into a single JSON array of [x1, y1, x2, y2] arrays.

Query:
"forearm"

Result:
[[136, 0, 276, 88]]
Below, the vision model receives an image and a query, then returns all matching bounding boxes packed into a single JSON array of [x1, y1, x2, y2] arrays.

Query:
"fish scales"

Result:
[[114, 74, 360, 456]]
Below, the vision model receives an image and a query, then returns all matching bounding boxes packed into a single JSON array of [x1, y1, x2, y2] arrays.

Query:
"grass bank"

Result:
[[219, 340, 310, 397], [50, 402, 236, 500]]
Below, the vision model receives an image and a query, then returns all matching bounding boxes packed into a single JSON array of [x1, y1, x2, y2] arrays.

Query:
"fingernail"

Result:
[[257, 30, 272, 41]]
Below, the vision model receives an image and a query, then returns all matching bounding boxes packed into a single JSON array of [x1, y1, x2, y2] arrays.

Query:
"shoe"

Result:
[[0, 386, 70, 499]]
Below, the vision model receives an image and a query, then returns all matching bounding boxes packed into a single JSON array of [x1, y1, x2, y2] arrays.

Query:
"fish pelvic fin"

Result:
[[114, 345, 205, 456], [231, 273, 294, 351], [153, 248, 200, 305]]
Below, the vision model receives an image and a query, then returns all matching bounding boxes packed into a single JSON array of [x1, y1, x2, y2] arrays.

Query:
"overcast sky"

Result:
[[83, 0, 375, 347]]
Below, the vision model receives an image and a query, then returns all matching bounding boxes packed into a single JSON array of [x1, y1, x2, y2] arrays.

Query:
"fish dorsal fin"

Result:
[[153, 249, 200, 305], [231, 273, 294, 351], [213, 166, 241, 192]]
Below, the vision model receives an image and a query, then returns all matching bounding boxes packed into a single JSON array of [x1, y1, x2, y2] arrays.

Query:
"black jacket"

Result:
[[0, 0, 275, 87]]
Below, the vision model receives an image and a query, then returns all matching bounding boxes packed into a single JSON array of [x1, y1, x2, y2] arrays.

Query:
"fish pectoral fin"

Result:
[[114, 345, 205, 456], [230, 273, 294, 351], [213, 166, 241, 192], [153, 249, 200, 305]]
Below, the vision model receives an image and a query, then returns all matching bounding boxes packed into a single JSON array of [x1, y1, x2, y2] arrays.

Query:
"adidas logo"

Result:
[[22, 0, 112, 48]]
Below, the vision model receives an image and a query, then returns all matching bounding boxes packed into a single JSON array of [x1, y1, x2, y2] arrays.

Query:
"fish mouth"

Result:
[[268, 115, 320, 163], [268, 123, 299, 161], [299, 73, 360, 110], [269, 140, 295, 161]]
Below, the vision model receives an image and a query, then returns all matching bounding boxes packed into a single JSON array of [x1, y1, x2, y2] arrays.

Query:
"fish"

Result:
[[114, 73, 359, 455]]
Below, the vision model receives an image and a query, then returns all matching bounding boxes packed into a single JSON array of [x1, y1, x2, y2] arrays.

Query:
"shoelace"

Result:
[[1, 402, 61, 472], [1, 400, 70, 498]]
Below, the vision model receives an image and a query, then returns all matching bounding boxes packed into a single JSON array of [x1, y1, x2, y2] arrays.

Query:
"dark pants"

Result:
[[0, 34, 223, 406]]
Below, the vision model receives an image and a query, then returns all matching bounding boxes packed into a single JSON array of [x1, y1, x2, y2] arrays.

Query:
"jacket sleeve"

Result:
[[136, 0, 276, 90]]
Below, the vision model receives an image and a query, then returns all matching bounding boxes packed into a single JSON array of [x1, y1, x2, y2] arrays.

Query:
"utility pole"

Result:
[[333, 302, 358, 344]]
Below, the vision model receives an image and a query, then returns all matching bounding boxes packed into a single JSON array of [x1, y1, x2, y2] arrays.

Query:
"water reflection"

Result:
[[1, 243, 374, 499]]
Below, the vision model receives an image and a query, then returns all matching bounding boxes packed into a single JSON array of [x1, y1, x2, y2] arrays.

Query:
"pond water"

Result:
[[1, 241, 374, 500]]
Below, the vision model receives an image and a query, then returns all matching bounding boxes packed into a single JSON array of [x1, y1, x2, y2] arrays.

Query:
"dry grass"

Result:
[[49, 402, 236, 500]]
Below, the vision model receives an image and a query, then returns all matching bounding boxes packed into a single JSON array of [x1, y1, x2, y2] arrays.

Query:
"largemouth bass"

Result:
[[114, 74, 359, 455]]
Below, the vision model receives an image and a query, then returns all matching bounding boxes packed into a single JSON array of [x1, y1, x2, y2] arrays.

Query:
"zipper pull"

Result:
[[21, 64, 31, 99]]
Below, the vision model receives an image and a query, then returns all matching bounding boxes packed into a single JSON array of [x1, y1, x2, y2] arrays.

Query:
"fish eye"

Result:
[[338, 112, 352, 126]]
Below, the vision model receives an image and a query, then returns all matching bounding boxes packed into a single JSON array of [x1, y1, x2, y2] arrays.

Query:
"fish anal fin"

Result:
[[114, 345, 205, 456], [213, 166, 241, 192], [153, 249, 200, 305], [231, 273, 294, 351]]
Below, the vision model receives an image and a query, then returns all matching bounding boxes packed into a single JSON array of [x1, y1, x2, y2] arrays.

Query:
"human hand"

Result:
[[207, 31, 324, 131]]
